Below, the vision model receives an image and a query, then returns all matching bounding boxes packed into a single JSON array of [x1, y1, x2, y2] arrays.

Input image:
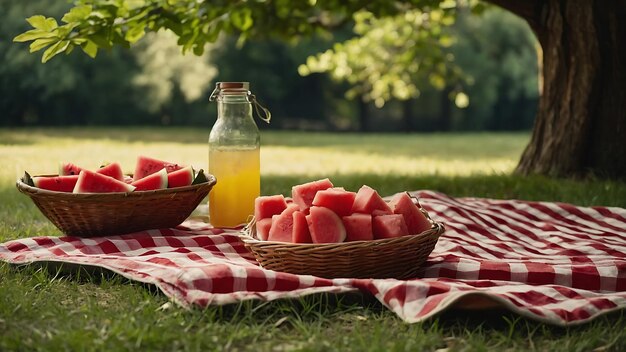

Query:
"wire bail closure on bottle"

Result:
[[209, 83, 271, 124]]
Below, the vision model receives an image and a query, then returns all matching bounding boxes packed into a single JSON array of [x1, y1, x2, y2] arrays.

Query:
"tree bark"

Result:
[[488, 0, 626, 178]]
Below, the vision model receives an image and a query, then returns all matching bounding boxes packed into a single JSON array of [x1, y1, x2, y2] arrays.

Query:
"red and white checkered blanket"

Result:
[[2, 191, 625, 326]]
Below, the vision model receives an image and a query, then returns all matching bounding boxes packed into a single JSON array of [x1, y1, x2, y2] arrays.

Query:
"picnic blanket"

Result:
[[1, 191, 625, 326]]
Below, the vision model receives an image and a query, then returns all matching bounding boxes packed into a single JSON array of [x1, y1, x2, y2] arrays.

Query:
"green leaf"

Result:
[[62, 5, 93, 23], [22, 171, 35, 187], [230, 8, 253, 31], [26, 15, 58, 32], [13, 29, 56, 42], [29, 38, 58, 53], [192, 169, 208, 185], [81, 40, 98, 58], [42, 40, 70, 63], [125, 24, 146, 43]]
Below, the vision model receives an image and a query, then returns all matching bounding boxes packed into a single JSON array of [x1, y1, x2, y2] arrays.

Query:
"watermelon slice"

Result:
[[268, 204, 299, 242], [292, 211, 312, 243], [73, 170, 135, 193], [342, 213, 373, 241], [132, 168, 168, 191], [59, 162, 85, 176], [96, 162, 124, 181], [351, 185, 392, 215], [291, 178, 334, 211], [312, 189, 357, 217], [133, 155, 183, 181], [255, 218, 273, 241], [255, 194, 288, 221], [306, 206, 346, 243], [32, 175, 79, 192], [168, 166, 194, 188], [388, 192, 432, 235], [372, 214, 409, 239]]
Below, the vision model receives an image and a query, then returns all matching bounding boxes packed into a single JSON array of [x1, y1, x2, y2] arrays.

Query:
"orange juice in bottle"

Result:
[[208, 82, 269, 227]]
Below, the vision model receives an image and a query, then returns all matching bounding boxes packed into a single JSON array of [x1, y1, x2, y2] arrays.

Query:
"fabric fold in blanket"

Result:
[[2, 191, 625, 326]]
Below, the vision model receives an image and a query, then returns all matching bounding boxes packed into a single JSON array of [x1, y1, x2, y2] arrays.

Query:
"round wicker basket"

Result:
[[241, 218, 444, 280], [16, 174, 216, 237]]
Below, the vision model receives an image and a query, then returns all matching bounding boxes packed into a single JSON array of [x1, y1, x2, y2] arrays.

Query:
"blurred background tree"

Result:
[[2, 1, 537, 132]]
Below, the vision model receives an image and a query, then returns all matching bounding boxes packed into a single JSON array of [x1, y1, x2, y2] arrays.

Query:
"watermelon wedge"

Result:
[[312, 189, 357, 217], [372, 214, 409, 239], [351, 185, 392, 215], [73, 170, 135, 193], [389, 192, 432, 235], [133, 155, 183, 181], [255, 194, 288, 221], [291, 178, 334, 211], [268, 204, 299, 242], [132, 168, 168, 191], [306, 206, 346, 243], [342, 213, 373, 241], [255, 218, 273, 241], [97, 162, 124, 181], [167, 166, 194, 188], [59, 162, 85, 176], [32, 175, 79, 192], [292, 211, 312, 243]]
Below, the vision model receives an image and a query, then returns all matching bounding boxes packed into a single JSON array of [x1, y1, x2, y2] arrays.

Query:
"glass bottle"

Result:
[[208, 82, 268, 227]]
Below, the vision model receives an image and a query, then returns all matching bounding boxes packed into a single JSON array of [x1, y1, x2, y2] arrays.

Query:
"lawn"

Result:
[[1, 127, 625, 351]]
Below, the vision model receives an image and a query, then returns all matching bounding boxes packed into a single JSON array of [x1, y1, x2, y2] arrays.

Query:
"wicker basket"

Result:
[[241, 208, 444, 280], [16, 174, 216, 237]]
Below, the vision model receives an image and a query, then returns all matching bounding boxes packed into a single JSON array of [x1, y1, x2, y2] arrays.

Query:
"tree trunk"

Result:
[[488, 0, 626, 178]]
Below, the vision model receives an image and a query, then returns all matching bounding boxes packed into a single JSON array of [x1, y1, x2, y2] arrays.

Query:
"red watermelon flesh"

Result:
[[59, 162, 85, 176], [33, 175, 79, 192], [389, 192, 432, 234], [133, 155, 183, 181], [73, 170, 135, 193], [342, 213, 373, 241], [268, 204, 299, 242], [168, 166, 194, 188], [306, 206, 346, 243], [97, 162, 124, 181], [132, 168, 168, 191], [291, 178, 334, 211], [254, 194, 288, 220], [312, 189, 357, 217], [351, 185, 392, 215], [372, 214, 409, 239], [256, 218, 273, 241], [292, 211, 312, 243]]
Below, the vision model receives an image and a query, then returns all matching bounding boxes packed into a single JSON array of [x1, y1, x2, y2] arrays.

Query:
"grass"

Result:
[[1, 127, 625, 351]]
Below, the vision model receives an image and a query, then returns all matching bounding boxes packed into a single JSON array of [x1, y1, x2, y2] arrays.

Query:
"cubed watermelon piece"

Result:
[[97, 162, 124, 181], [351, 185, 392, 215], [292, 211, 312, 243], [73, 170, 135, 193], [342, 213, 373, 241], [291, 178, 334, 211], [131, 168, 168, 191], [59, 162, 85, 176], [268, 204, 299, 242], [306, 206, 346, 243], [389, 192, 432, 235], [312, 189, 357, 217], [168, 166, 194, 188], [32, 175, 79, 192], [133, 155, 183, 181], [373, 214, 409, 239], [254, 195, 288, 221], [255, 218, 273, 241]]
